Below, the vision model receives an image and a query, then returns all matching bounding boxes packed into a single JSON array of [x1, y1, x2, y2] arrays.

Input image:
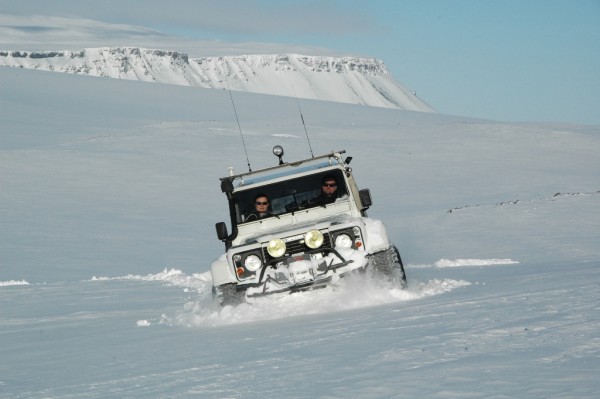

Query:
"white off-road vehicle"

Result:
[[211, 147, 406, 305]]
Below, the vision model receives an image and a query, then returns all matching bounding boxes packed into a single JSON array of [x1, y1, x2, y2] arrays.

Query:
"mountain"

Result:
[[0, 47, 434, 112]]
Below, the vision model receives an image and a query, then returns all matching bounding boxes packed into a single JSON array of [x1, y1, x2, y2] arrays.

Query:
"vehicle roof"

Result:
[[221, 150, 347, 190]]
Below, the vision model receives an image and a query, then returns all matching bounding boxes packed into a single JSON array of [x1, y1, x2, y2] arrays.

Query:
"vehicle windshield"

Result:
[[232, 169, 347, 224]]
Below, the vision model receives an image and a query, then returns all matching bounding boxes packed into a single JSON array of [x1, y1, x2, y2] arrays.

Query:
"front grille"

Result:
[[263, 232, 332, 263]]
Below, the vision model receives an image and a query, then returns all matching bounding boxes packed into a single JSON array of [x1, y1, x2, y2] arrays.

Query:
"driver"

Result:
[[315, 175, 338, 205]]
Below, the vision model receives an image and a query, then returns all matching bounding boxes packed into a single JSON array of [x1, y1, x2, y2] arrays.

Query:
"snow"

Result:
[[1, 65, 599, 398], [0, 280, 30, 287], [433, 258, 519, 268], [0, 48, 434, 112]]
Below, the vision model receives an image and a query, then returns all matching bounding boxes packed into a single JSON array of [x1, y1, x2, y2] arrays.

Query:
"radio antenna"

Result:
[[291, 85, 314, 158], [226, 79, 252, 172]]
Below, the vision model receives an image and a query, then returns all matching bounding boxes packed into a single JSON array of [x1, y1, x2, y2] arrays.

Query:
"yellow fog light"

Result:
[[267, 238, 286, 258], [305, 230, 324, 249]]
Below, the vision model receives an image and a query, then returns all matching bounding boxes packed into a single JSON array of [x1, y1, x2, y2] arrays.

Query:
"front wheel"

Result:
[[367, 245, 407, 288], [213, 283, 245, 306]]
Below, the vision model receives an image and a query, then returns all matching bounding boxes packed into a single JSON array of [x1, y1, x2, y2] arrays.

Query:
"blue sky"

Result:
[[1, 0, 599, 124]]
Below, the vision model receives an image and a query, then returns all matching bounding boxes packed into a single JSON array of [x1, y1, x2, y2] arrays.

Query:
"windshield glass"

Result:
[[232, 169, 347, 224]]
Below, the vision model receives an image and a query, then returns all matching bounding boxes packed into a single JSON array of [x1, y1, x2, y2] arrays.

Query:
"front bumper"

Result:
[[243, 248, 366, 298]]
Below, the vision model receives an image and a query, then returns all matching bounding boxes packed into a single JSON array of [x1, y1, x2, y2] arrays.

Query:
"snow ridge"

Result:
[[447, 190, 600, 214], [0, 280, 30, 287], [0, 47, 434, 112]]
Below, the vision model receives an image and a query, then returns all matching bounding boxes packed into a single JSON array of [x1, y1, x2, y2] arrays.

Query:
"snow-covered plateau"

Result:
[[0, 47, 433, 112], [0, 66, 599, 398]]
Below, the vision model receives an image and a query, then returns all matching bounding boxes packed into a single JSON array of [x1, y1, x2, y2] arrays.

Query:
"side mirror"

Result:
[[220, 179, 234, 193], [359, 188, 372, 208], [215, 222, 228, 240]]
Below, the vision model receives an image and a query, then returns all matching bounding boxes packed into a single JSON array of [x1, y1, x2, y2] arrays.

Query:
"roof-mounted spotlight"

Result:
[[273, 145, 285, 165]]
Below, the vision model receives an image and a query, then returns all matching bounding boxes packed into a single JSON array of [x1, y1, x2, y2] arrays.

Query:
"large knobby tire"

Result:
[[368, 245, 407, 288], [213, 283, 245, 306]]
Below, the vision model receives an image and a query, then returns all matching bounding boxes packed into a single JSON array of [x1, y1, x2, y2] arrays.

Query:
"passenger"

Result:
[[245, 193, 272, 221], [315, 175, 338, 205]]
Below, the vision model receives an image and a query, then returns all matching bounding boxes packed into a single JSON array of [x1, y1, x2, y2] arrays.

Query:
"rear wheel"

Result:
[[368, 245, 407, 288]]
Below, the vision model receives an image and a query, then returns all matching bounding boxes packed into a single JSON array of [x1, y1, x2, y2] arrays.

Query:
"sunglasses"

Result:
[[322, 183, 337, 187], [255, 201, 269, 205]]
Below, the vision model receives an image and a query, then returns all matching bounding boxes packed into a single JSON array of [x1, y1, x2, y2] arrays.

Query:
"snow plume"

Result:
[[91, 269, 470, 327], [0, 47, 434, 112], [163, 273, 470, 328], [91, 264, 471, 328]]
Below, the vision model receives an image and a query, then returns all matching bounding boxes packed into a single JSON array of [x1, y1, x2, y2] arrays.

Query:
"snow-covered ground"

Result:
[[1, 67, 599, 398]]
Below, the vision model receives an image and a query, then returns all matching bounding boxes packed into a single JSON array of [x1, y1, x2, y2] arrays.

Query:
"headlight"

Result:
[[267, 238, 286, 257], [335, 233, 353, 249], [305, 230, 324, 249], [244, 254, 262, 271]]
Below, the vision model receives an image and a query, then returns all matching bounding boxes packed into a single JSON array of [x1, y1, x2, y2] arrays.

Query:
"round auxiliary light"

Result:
[[244, 254, 262, 272], [305, 230, 324, 249], [335, 233, 353, 249], [273, 145, 284, 156], [273, 145, 285, 165], [267, 238, 286, 258]]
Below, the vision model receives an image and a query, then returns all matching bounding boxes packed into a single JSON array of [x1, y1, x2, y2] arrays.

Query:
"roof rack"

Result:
[[220, 150, 346, 182]]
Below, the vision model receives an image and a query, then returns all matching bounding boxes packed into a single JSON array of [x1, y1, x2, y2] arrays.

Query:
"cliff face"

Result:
[[0, 47, 434, 112]]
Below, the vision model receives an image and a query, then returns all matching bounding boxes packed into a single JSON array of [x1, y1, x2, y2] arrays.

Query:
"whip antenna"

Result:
[[227, 79, 252, 172], [298, 102, 314, 158], [291, 85, 314, 158]]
